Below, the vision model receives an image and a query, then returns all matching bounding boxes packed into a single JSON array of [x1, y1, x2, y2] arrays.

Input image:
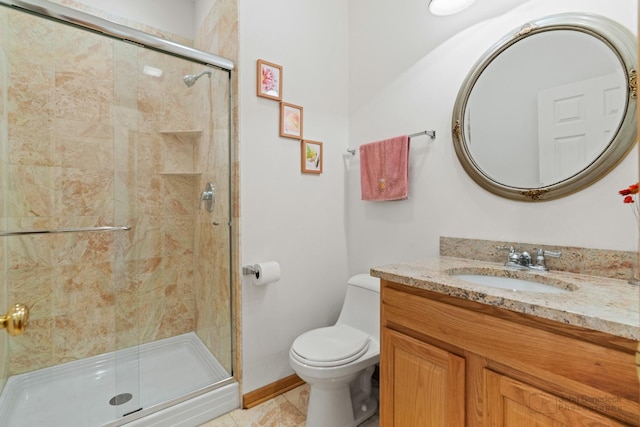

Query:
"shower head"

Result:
[[183, 70, 212, 87]]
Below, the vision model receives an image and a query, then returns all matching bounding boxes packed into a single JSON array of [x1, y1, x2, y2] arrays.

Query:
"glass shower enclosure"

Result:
[[0, 1, 236, 426]]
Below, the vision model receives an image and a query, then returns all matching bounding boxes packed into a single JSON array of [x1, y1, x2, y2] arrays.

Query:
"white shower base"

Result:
[[0, 332, 239, 427]]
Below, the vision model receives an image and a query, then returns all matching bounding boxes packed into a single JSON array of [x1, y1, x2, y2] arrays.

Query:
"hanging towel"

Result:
[[359, 135, 410, 201]]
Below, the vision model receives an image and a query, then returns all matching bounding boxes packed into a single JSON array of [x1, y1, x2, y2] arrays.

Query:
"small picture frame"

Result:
[[256, 59, 282, 101], [301, 140, 323, 174], [280, 102, 303, 139]]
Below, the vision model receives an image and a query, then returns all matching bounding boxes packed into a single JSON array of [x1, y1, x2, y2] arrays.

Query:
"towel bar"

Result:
[[408, 130, 436, 139], [347, 130, 436, 155]]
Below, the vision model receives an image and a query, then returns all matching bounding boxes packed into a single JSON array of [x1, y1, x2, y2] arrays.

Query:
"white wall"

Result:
[[347, 0, 638, 275], [238, 0, 350, 393]]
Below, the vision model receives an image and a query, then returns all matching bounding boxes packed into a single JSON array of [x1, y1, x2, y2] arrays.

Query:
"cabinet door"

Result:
[[484, 370, 626, 426], [381, 328, 465, 427]]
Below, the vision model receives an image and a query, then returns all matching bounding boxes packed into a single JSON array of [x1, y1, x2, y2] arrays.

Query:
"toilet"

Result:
[[289, 274, 380, 427]]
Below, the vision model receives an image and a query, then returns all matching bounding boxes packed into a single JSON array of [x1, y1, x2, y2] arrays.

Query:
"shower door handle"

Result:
[[1, 303, 29, 336], [199, 182, 216, 212]]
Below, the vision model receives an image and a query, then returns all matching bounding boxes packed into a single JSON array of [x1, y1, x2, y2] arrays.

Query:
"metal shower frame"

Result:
[[0, 0, 235, 71]]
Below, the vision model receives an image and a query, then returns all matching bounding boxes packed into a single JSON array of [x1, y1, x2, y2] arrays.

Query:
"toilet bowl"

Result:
[[289, 274, 380, 427]]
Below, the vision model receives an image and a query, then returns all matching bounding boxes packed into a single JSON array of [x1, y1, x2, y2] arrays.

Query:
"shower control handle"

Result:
[[200, 182, 216, 212], [1, 303, 29, 336]]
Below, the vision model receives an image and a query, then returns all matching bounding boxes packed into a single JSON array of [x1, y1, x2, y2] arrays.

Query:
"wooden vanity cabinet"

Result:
[[380, 280, 640, 426], [382, 328, 465, 426]]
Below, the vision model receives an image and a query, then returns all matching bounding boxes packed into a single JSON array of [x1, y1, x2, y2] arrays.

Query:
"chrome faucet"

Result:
[[499, 246, 561, 271]]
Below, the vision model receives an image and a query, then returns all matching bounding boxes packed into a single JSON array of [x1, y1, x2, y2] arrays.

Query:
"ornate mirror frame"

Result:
[[452, 13, 637, 202]]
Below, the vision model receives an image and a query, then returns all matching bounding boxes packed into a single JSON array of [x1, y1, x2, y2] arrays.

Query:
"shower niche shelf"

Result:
[[158, 129, 203, 175]]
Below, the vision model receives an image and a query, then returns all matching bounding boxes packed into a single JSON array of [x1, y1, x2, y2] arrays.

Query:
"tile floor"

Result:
[[200, 384, 380, 427]]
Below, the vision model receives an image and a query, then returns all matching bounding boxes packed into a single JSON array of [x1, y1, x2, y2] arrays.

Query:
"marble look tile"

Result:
[[137, 88, 193, 134], [195, 212, 232, 370], [52, 305, 117, 364], [282, 384, 310, 416], [7, 9, 56, 62], [163, 176, 197, 216], [194, 0, 238, 62], [6, 13, 56, 165], [113, 43, 139, 110], [54, 73, 114, 122], [200, 413, 237, 427], [163, 215, 195, 256], [440, 236, 638, 281], [7, 266, 53, 320], [53, 166, 115, 217], [50, 220, 115, 266], [130, 215, 164, 260], [111, 219, 137, 262], [53, 117, 114, 170], [0, 333, 6, 390], [158, 283, 195, 336], [5, 218, 55, 269], [8, 317, 54, 374], [160, 134, 197, 173], [6, 165, 55, 218], [135, 131, 163, 174], [137, 284, 166, 344], [114, 295, 140, 351], [229, 395, 306, 427], [198, 385, 379, 427], [114, 171, 138, 223], [52, 263, 115, 315], [8, 112, 55, 167], [54, 24, 113, 77], [136, 174, 165, 216]]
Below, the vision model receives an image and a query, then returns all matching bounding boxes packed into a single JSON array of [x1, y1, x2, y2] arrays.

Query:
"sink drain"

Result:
[[109, 393, 133, 406]]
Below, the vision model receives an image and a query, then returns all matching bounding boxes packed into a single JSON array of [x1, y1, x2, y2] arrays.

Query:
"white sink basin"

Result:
[[452, 274, 571, 294]]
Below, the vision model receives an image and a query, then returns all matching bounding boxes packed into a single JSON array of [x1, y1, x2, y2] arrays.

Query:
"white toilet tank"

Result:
[[335, 274, 380, 341]]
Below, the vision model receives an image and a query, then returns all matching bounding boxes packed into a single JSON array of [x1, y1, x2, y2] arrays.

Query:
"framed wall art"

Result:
[[301, 140, 322, 174], [256, 59, 283, 101], [280, 102, 303, 139]]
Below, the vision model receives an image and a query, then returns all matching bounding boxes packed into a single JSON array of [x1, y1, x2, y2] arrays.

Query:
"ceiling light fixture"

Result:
[[429, 0, 477, 16]]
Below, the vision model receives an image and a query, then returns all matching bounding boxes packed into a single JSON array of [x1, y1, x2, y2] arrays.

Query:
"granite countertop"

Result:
[[371, 256, 639, 341]]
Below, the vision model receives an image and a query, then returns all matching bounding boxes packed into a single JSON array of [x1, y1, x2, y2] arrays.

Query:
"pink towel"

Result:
[[359, 135, 410, 201]]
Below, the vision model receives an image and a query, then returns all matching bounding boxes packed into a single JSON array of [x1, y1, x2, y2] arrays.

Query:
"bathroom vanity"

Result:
[[373, 251, 639, 426]]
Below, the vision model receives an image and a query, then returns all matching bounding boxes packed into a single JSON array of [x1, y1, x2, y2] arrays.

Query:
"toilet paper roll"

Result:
[[252, 261, 281, 286]]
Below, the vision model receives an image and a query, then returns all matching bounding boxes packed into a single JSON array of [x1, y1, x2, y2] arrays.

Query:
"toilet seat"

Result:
[[291, 324, 371, 367]]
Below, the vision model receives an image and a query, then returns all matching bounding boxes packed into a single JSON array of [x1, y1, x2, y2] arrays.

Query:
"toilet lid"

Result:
[[291, 324, 371, 367]]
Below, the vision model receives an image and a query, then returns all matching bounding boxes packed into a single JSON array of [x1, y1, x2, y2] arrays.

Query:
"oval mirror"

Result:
[[452, 13, 637, 201]]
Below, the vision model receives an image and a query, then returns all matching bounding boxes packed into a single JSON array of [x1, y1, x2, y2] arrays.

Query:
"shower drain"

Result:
[[109, 393, 133, 406]]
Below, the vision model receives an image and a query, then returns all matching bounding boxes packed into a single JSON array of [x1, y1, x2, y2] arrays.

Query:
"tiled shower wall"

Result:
[[193, 0, 239, 378], [0, 1, 236, 378], [53, 0, 239, 373]]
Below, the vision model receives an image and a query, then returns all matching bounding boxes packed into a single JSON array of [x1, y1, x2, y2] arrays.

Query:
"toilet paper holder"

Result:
[[242, 261, 281, 285], [242, 265, 258, 276]]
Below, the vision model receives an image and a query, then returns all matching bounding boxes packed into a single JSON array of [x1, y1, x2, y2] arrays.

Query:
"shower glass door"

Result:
[[0, 2, 233, 426]]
